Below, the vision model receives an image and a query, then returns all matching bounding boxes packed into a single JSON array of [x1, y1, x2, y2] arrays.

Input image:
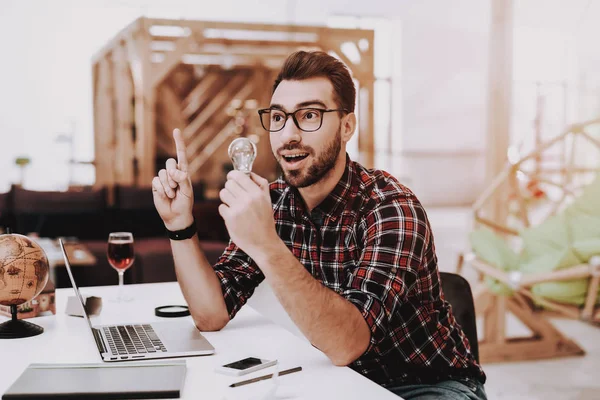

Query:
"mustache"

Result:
[[277, 144, 313, 156]]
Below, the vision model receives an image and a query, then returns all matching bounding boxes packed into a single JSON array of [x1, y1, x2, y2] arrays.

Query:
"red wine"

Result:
[[107, 240, 134, 271]]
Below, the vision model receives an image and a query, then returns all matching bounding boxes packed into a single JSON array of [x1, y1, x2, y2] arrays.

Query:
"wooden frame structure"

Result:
[[458, 117, 600, 363], [92, 17, 375, 192]]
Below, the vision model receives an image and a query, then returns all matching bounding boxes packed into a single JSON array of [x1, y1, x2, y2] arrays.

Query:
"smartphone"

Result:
[[215, 357, 277, 376]]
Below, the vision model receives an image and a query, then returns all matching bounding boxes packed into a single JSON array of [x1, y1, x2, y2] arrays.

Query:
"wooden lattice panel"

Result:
[[92, 17, 375, 193]]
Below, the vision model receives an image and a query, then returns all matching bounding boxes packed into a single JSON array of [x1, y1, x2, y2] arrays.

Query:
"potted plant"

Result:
[[14, 156, 31, 187]]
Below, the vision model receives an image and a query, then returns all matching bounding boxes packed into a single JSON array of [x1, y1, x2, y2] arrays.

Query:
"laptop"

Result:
[[59, 239, 215, 362]]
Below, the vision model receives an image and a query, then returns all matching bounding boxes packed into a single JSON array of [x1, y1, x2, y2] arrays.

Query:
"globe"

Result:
[[0, 234, 49, 307]]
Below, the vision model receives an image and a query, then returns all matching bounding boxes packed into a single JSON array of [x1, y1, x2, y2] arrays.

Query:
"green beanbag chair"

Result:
[[469, 170, 600, 305]]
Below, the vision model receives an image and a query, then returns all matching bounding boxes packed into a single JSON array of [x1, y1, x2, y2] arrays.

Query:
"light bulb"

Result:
[[228, 137, 257, 174]]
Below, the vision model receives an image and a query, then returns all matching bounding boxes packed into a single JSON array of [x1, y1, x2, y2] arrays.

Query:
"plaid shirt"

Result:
[[213, 155, 485, 386]]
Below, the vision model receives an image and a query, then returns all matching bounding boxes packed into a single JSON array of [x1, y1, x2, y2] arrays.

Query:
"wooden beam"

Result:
[[157, 36, 321, 54], [478, 293, 584, 363], [157, 83, 186, 155], [187, 77, 257, 171], [155, 131, 173, 156], [198, 43, 318, 57], [484, 0, 513, 227], [474, 216, 520, 236], [93, 56, 116, 190], [182, 73, 221, 118], [519, 289, 582, 320], [580, 130, 600, 149], [92, 18, 141, 64], [472, 165, 513, 212], [112, 42, 135, 185], [566, 131, 577, 185], [92, 62, 101, 188], [480, 336, 584, 363], [151, 34, 198, 87], [519, 264, 591, 286], [187, 67, 263, 178], [363, 37, 375, 169], [152, 37, 320, 49], [354, 30, 375, 80], [469, 258, 512, 285], [186, 108, 232, 161], [173, 53, 285, 69], [582, 275, 600, 320], [511, 291, 532, 311], [128, 19, 156, 186], [536, 167, 598, 175], [518, 130, 571, 165], [507, 297, 560, 339], [535, 177, 575, 196], [470, 257, 592, 289], [321, 38, 364, 77], [508, 169, 529, 228], [188, 119, 238, 177], [183, 72, 248, 140], [472, 287, 493, 315], [146, 18, 371, 41], [359, 80, 375, 168], [483, 296, 503, 345]]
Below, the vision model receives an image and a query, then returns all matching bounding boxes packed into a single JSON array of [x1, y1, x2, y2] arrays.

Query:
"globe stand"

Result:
[[0, 305, 44, 339]]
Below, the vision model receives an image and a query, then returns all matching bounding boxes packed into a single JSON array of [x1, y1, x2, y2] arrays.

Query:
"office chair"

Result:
[[439, 271, 480, 363]]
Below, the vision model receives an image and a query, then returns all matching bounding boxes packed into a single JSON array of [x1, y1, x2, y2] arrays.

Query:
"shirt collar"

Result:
[[286, 153, 355, 223]]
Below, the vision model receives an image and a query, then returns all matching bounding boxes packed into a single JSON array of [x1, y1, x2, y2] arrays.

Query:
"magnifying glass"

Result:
[[154, 305, 190, 318]]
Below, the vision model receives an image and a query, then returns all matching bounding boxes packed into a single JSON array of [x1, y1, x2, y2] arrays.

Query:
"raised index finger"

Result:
[[173, 128, 188, 172]]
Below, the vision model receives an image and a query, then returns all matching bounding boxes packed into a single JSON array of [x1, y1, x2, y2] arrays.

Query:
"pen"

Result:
[[229, 366, 303, 388]]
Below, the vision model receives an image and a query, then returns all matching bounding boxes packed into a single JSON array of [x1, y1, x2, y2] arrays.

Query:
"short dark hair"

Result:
[[273, 51, 356, 113]]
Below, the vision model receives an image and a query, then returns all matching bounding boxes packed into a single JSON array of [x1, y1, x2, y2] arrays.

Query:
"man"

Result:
[[152, 51, 486, 400]]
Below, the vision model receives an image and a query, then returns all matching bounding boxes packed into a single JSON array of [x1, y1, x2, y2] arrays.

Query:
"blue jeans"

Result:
[[389, 378, 487, 400]]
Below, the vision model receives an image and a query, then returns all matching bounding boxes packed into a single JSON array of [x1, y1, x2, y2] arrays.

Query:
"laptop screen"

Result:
[[58, 239, 95, 331]]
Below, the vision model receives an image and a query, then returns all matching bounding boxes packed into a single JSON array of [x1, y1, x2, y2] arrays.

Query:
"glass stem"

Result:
[[118, 271, 124, 300]]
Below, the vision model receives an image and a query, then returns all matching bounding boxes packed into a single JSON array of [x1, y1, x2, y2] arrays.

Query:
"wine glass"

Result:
[[107, 232, 135, 302]]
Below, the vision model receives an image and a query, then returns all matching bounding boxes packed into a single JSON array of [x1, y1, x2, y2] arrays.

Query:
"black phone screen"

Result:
[[223, 357, 263, 370]]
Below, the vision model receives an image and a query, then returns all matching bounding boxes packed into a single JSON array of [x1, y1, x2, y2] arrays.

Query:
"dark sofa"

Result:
[[0, 185, 229, 288]]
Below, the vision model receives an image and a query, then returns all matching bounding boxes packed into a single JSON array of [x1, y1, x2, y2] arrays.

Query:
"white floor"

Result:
[[426, 207, 600, 400], [483, 317, 600, 400]]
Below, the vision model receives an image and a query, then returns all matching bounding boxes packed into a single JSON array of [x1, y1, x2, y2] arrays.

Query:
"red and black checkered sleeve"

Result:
[[212, 240, 265, 319], [341, 194, 430, 353]]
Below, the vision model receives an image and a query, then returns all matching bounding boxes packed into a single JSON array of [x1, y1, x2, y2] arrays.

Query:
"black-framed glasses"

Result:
[[257, 107, 348, 132]]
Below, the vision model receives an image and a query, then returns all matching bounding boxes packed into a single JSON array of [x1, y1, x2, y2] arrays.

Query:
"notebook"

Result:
[[2, 360, 186, 400]]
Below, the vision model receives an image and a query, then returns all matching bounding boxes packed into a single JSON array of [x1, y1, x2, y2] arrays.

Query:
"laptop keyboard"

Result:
[[103, 324, 167, 356]]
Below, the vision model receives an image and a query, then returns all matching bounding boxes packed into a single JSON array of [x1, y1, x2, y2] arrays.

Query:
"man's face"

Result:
[[269, 77, 345, 188]]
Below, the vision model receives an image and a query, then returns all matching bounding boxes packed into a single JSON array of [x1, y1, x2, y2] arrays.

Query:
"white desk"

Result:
[[0, 282, 400, 400]]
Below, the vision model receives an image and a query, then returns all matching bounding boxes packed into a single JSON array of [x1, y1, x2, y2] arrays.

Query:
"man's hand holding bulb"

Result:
[[153, 132, 279, 268], [220, 138, 280, 261]]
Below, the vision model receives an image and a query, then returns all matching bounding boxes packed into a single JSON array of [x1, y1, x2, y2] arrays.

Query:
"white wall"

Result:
[[399, 1, 490, 206], [0, 0, 495, 193], [0, 1, 143, 190], [0, 0, 304, 191], [3, 0, 597, 197]]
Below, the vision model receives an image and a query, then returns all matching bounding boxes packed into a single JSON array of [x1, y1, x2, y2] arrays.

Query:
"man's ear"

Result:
[[341, 112, 357, 143]]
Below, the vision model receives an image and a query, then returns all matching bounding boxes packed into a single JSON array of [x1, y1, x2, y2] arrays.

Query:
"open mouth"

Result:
[[282, 153, 309, 164]]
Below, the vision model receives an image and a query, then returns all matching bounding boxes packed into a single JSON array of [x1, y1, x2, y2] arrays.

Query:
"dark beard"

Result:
[[282, 126, 342, 188]]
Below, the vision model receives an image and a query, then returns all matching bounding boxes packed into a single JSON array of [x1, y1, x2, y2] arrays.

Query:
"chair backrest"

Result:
[[0, 189, 14, 232], [12, 186, 107, 239], [113, 185, 165, 238], [439, 272, 479, 363]]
